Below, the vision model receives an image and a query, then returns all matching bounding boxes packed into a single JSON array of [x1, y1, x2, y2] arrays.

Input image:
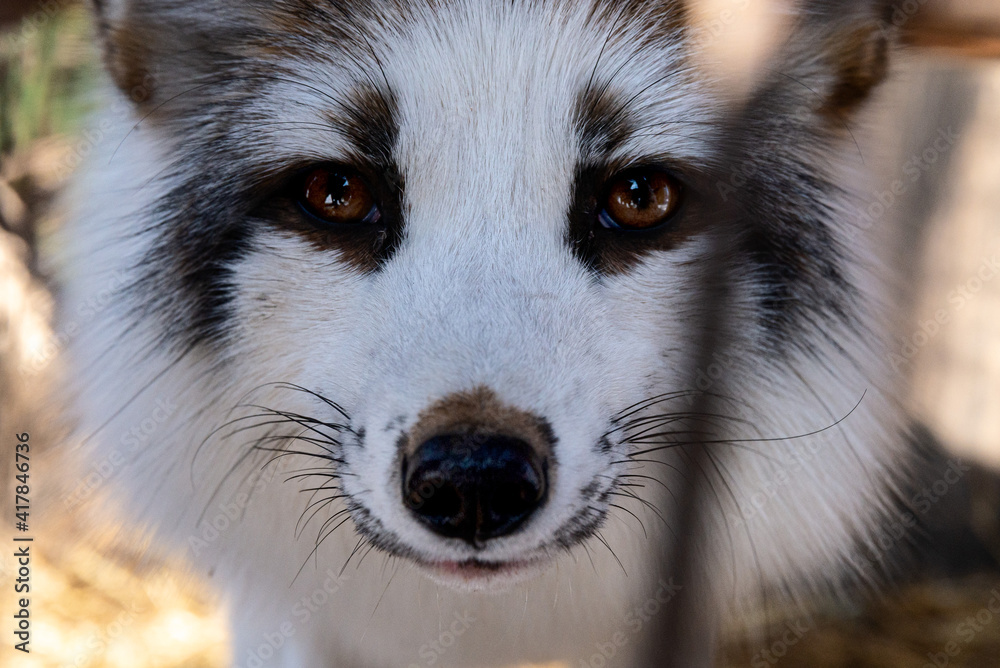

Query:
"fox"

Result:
[[59, 0, 916, 665]]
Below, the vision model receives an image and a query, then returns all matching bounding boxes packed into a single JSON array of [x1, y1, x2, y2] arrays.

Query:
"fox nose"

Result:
[[403, 433, 547, 544]]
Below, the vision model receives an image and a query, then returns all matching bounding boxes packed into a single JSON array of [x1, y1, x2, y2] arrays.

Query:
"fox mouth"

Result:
[[427, 557, 539, 573], [342, 477, 614, 590], [415, 556, 552, 590]]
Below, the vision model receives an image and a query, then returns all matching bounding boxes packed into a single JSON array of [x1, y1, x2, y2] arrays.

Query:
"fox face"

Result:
[[224, 5, 718, 585], [66, 0, 910, 662]]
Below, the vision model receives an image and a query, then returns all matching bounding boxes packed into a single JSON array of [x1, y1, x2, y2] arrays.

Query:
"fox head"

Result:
[[67, 0, 908, 606]]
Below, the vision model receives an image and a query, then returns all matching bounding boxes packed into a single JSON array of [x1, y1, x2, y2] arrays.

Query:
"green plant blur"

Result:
[[0, 3, 98, 157]]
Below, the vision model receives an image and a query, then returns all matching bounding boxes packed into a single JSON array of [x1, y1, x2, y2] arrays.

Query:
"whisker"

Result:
[[611, 389, 713, 423], [339, 537, 368, 577], [293, 513, 354, 585], [250, 429, 343, 447], [296, 496, 347, 539], [284, 470, 343, 483], [197, 426, 282, 525], [622, 395, 865, 460], [593, 530, 628, 577], [616, 410, 749, 438], [355, 542, 379, 571], [607, 502, 647, 539], [626, 439, 775, 461], [237, 404, 347, 438], [617, 472, 671, 492], [609, 490, 678, 545], [253, 446, 339, 464], [267, 382, 351, 420]]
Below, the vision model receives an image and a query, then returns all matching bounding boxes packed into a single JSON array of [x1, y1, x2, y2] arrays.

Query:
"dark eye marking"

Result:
[[261, 160, 403, 272], [570, 85, 699, 275], [567, 163, 694, 275], [256, 85, 403, 272]]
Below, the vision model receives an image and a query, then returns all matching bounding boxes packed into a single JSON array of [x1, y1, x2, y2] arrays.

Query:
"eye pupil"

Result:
[[300, 167, 378, 225], [324, 175, 349, 206], [602, 170, 680, 231], [627, 178, 649, 209]]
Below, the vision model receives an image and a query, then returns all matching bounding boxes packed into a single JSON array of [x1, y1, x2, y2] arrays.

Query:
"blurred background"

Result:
[[0, 1, 998, 666]]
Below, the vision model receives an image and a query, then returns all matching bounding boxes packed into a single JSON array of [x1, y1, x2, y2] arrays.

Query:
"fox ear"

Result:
[[813, 0, 895, 118], [769, 0, 895, 120], [90, 0, 160, 105], [90, 0, 232, 108], [820, 19, 890, 117]]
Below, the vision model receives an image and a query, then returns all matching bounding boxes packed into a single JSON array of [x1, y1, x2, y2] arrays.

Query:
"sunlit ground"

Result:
[[3, 526, 998, 667], [1, 535, 229, 668]]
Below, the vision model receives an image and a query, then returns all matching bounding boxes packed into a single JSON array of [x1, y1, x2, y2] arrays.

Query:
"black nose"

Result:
[[403, 433, 547, 544]]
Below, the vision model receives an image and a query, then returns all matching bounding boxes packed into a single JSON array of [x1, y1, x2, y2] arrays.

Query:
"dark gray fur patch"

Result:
[[115, 2, 405, 349]]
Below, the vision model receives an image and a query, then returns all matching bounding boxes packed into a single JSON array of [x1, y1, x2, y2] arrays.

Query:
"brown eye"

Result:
[[600, 170, 681, 231], [298, 166, 380, 225]]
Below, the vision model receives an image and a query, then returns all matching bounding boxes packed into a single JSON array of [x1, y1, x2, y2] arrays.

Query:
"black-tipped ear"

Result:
[[814, 0, 895, 118], [90, 0, 158, 106], [820, 16, 891, 117], [765, 0, 896, 122]]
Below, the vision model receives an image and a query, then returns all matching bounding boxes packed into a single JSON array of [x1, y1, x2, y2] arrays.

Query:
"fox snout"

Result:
[[400, 387, 555, 545]]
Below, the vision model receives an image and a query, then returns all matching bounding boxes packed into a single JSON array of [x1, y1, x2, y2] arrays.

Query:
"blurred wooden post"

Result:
[[636, 123, 744, 668], [635, 258, 728, 668], [904, 0, 1000, 58]]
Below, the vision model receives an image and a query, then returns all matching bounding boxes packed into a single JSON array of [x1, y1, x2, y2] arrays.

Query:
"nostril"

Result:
[[482, 476, 543, 536], [402, 433, 547, 544], [490, 478, 542, 518], [405, 476, 465, 527]]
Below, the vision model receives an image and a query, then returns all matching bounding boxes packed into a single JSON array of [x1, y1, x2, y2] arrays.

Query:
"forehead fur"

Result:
[[251, 0, 702, 156], [94, 0, 689, 110]]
